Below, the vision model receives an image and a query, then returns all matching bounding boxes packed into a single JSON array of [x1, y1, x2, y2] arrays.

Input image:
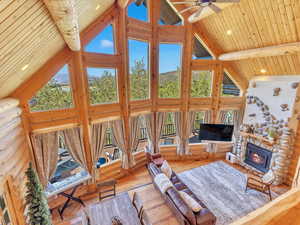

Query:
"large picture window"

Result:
[[159, 43, 182, 98], [190, 70, 212, 98], [84, 24, 115, 54], [159, 0, 182, 25], [221, 72, 241, 97], [29, 64, 73, 112], [87, 67, 118, 105], [128, 39, 150, 101], [160, 112, 176, 145]]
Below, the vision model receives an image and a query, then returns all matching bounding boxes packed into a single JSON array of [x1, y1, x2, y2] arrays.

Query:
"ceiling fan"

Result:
[[172, 0, 240, 23]]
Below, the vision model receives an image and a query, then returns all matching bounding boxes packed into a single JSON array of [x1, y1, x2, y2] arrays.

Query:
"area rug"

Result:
[[178, 161, 273, 225]]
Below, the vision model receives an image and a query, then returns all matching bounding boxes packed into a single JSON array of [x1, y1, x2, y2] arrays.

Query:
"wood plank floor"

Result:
[[52, 159, 289, 225]]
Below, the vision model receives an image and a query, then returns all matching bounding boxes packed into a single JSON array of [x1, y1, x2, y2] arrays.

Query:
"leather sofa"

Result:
[[148, 162, 216, 225]]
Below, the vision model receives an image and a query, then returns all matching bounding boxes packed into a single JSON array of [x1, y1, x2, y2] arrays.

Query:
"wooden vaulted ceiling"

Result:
[[1, 0, 300, 99], [193, 0, 300, 79], [0, 0, 114, 99]]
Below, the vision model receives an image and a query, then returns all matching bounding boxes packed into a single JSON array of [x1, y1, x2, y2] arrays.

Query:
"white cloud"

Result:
[[101, 39, 114, 48]]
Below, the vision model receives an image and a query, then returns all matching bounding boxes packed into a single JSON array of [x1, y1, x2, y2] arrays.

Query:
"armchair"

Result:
[[245, 169, 275, 200]]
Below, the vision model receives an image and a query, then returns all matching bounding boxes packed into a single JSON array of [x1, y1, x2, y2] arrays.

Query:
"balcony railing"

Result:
[[104, 123, 177, 147]]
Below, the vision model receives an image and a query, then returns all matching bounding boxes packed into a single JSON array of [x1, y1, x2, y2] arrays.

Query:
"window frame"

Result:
[[84, 22, 117, 55], [128, 38, 151, 101], [28, 63, 75, 113], [158, 42, 183, 99], [190, 70, 213, 98], [86, 66, 120, 106]]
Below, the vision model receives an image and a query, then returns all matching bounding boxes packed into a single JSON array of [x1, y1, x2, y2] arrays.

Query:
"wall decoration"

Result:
[[280, 104, 289, 112], [291, 82, 299, 89]]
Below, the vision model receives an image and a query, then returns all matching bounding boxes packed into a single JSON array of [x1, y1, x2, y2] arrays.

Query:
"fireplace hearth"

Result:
[[244, 143, 272, 173]]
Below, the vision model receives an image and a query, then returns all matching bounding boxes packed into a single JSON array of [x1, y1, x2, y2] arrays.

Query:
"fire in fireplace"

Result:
[[244, 143, 272, 173]]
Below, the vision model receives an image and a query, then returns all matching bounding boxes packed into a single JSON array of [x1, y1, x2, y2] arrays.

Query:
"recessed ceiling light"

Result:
[[226, 30, 232, 35], [260, 69, 267, 74], [95, 4, 100, 10], [22, 64, 29, 71]]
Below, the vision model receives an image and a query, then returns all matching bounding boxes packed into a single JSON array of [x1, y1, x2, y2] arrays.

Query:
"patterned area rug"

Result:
[[178, 161, 272, 225]]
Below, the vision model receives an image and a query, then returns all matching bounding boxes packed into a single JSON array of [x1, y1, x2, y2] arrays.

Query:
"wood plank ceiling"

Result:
[[196, 0, 300, 79], [0, 0, 300, 99], [0, 0, 114, 99]]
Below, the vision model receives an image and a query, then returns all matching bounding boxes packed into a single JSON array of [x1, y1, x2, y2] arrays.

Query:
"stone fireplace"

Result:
[[244, 143, 272, 173]]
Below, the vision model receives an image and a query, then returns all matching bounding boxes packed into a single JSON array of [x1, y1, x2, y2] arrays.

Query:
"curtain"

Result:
[[155, 112, 166, 153], [232, 109, 243, 153], [30, 131, 59, 187], [204, 110, 212, 123], [174, 111, 186, 155], [218, 110, 228, 124], [91, 122, 108, 179], [60, 127, 89, 173], [129, 115, 142, 167], [143, 113, 155, 153], [187, 111, 196, 139], [111, 119, 132, 169]]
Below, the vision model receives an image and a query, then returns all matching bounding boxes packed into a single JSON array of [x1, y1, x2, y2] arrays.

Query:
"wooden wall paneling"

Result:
[[211, 64, 222, 123], [127, 18, 152, 41], [219, 97, 245, 110], [158, 25, 185, 43], [116, 6, 131, 166], [83, 53, 122, 68], [71, 51, 93, 174]]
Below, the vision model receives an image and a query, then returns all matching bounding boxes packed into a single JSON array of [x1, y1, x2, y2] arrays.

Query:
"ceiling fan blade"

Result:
[[209, 3, 222, 13], [188, 6, 204, 23], [212, 0, 240, 2], [172, 1, 197, 5], [179, 6, 199, 14]]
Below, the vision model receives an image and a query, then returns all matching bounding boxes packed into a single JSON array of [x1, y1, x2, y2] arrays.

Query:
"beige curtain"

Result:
[[218, 110, 228, 124], [204, 110, 212, 123], [91, 122, 108, 178], [187, 111, 196, 138], [60, 127, 89, 173], [232, 109, 243, 149], [174, 111, 186, 155], [143, 113, 155, 153], [31, 131, 59, 187], [111, 119, 132, 169], [129, 115, 142, 167], [155, 112, 166, 153]]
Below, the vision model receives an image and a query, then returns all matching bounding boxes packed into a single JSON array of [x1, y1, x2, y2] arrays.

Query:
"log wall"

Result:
[[0, 98, 32, 225]]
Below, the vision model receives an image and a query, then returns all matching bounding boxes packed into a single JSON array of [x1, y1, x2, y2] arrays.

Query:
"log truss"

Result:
[[11, 1, 247, 174]]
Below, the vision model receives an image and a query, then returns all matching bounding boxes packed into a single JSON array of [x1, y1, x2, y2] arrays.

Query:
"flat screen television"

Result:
[[198, 124, 234, 142]]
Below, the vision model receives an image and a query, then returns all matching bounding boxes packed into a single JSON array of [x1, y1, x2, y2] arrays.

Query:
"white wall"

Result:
[[244, 75, 300, 125]]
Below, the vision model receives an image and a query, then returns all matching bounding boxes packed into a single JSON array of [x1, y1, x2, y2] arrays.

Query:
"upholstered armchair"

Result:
[[245, 169, 275, 200]]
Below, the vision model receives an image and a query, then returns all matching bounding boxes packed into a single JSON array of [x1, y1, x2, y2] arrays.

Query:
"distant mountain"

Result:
[[159, 71, 179, 84]]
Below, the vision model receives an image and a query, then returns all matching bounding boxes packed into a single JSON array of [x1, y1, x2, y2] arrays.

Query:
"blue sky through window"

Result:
[[159, 43, 182, 73], [85, 24, 115, 54], [87, 68, 116, 78], [128, 39, 149, 73], [127, 2, 148, 22]]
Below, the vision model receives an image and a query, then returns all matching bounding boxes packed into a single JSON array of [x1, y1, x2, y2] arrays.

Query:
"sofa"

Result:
[[147, 162, 216, 225]]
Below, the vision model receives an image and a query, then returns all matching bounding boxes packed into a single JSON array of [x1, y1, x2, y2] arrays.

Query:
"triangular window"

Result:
[[159, 0, 182, 25], [221, 72, 241, 97], [127, 0, 149, 22], [29, 65, 73, 112], [193, 36, 213, 59], [84, 24, 115, 54]]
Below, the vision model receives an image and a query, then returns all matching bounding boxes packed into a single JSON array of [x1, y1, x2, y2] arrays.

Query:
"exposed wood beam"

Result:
[[43, 0, 81, 51], [118, 0, 130, 8], [219, 42, 300, 61]]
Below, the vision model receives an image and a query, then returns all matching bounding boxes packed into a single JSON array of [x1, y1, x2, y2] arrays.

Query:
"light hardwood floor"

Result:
[[52, 159, 289, 225]]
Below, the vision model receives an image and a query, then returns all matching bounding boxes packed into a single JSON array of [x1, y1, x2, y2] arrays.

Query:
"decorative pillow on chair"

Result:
[[179, 191, 202, 213], [161, 160, 172, 178], [262, 170, 275, 184], [154, 173, 174, 193]]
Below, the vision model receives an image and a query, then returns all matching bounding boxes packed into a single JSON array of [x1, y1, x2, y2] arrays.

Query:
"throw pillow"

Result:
[[161, 160, 172, 178], [154, 173, 173, 193], [179, 191, 202, 213]]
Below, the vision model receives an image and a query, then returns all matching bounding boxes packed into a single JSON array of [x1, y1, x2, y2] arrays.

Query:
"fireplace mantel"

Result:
[[240, 132, 275, 146]]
